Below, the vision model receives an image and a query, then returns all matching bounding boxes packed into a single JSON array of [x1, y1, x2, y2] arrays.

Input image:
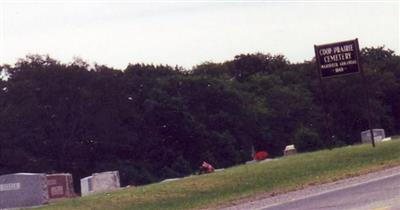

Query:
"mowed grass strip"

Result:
[[37, 139, 400, 210]]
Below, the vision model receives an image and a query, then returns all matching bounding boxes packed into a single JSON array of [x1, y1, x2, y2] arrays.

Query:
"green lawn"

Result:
[[37, 139, 400, 210]]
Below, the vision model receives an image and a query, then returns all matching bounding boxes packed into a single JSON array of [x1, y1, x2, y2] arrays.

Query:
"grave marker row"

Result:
[[1, 171, 121, 208]]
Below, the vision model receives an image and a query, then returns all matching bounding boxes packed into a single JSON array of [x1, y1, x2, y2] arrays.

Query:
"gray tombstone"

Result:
[[91, 171, 120, 193], [0, 173, 49, 209], [361, 129, 385, 144]]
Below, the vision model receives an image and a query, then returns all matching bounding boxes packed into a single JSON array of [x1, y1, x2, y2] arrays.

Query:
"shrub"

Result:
[[293, 127, 324, 152]]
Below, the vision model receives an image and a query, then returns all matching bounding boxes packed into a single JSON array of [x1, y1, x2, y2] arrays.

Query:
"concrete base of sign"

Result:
[[361, 129, 385, 144]]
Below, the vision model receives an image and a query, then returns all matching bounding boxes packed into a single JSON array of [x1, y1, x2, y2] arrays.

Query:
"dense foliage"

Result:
[[0, 47, 399, 192]]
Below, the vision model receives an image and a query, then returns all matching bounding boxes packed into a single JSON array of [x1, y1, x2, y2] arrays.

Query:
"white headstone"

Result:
[[0, 173, 49, 209], [283, 144, 297, 156], [80, 176, 93, 196], [80, 171, 120, 196]]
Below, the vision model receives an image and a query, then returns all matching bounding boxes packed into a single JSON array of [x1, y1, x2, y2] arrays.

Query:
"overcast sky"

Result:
[[0, 0, 398, 69]]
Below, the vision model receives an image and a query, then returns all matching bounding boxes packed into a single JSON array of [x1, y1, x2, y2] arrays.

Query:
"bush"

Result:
[[293, 127, 324, 152]]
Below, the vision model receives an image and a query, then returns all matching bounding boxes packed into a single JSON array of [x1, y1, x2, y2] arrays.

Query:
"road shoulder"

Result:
[[218, 165, 400, 210]]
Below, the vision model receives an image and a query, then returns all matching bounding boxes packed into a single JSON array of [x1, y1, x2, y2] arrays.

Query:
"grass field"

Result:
[[37, 139, 400, 210]]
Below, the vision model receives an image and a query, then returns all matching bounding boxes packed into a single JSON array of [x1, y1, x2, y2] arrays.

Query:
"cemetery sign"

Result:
[[314, 39, 361, 78]]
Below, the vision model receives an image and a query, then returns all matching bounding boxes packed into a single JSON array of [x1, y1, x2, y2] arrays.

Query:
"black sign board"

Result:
[[314, 39, 361, 78]]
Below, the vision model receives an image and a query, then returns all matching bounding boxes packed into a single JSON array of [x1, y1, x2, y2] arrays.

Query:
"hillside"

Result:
[[37, 139, 400, 210]]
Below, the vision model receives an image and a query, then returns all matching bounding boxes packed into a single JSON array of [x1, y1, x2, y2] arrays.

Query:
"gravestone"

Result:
[[91, 171, 120, 193], [0, 173, 49, 209], [81, 171, 120, 196], [361, 129, 385, 144], [46, 173, 75, 201], [283, 145, 297, 156]]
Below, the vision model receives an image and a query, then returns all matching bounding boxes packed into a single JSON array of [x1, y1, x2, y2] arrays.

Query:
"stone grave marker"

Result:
[[81, 171, 120, 196], [46, 173, 75, 201], [0, 173, 49, 209], [283, 144, 297, 156], [80, 176, 93, 196]]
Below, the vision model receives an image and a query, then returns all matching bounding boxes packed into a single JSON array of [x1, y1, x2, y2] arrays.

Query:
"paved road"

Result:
[[258, 173, 400, 210]]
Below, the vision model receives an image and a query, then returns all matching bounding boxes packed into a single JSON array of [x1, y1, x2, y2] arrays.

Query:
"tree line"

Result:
[[0, 47, 399, 192]]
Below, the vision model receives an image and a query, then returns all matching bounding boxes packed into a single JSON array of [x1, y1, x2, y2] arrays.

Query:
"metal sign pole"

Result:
[[314, 45, 333, 149], [355, 39, 375, 147]]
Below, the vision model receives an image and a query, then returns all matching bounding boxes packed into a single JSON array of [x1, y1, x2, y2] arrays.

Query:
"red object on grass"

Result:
[[200, 161, 215, 173], [254, 151, 268, 161]]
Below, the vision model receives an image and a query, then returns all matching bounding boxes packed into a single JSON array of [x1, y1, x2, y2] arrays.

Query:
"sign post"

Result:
[[314, 39, 375, 147]]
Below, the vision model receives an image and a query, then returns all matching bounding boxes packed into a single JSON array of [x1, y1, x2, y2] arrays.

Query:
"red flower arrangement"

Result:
[[254, 151, 268, 161], [200, 161, 215, 173]]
